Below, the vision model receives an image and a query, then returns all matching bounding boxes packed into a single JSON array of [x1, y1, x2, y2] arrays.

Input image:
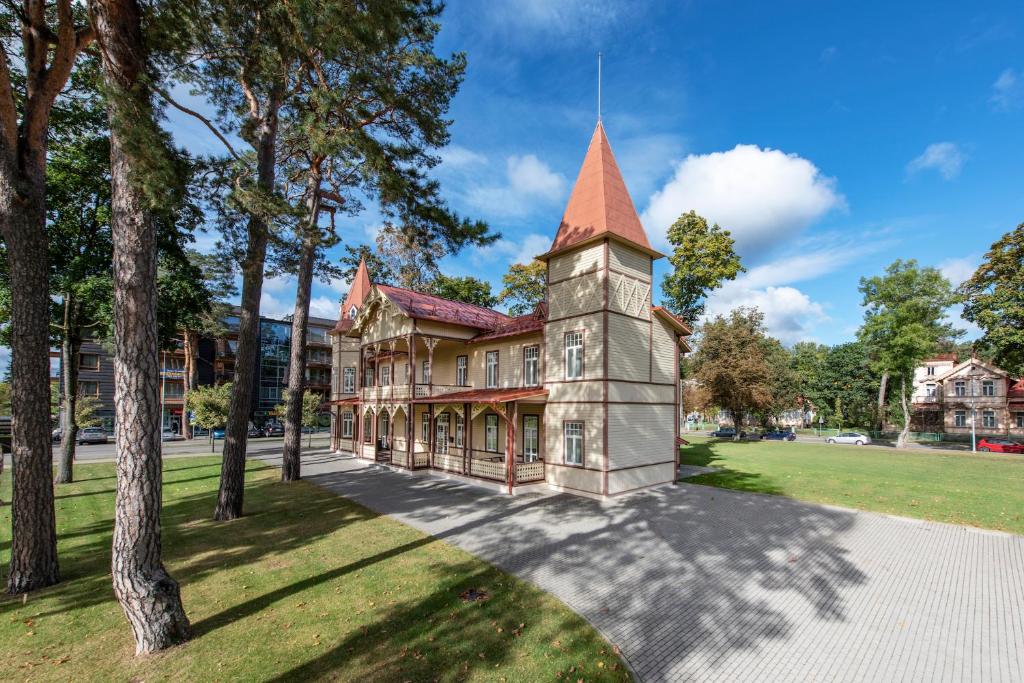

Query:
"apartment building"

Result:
[[328, 122, 692, 498], [911, 355, 1024, 438]]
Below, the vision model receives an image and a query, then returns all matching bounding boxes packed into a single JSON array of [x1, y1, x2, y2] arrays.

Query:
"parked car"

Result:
[[52, 427, 62, 443], [976, 438, 1024, 454], [761, 430, 796, 441], [248, 424, 264, 438], [161, 430, 184, 442], [709, 427, 736, 438], [263, 422, 284, 437], [826, 432, 871, 446], [77, 427, 108, 445], [212, 427, 226, 440]]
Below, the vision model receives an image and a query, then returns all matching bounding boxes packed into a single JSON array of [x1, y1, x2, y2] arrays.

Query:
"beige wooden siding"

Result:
[[546, 380, 603, 403], [607, 381, 673, 403], [544, 314, 603, 382], [415, 320, 477, 339], [607, 271, 651, 320], [607, 403, 674, 469], [362, 306, 412, 343], [548, 269, 605, 320], [607, 462, 675, 495], [607, 315, 649, 381], [548, 242, 605, 282], [467, 333, 542, 389], [543, 402, 604, 470], [546, 464, 602, 495], [609, 241, 651, 281], [652, 316, 677, 384]]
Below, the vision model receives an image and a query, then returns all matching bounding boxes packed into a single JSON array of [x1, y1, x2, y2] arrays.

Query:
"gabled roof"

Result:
[[932, 358, 1009, 383], [468, 314, 545, 344], [1009, 379, 1024, 402], [537, 122, 662, 262], [330, 258, 373, 335], [652, 306, 693, 337], [377, 285, 511, 330]]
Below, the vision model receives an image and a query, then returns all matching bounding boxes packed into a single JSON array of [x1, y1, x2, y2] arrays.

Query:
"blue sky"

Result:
[[5, 1, 1022, 376], [131, 0, 1024, 345]]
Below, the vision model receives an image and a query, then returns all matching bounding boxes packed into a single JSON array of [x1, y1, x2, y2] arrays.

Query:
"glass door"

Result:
[[436, 413, 450, 454], [523, 415, 539, 462]]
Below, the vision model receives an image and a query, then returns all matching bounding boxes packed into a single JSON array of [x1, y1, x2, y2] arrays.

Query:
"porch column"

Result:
[[463, 402, 470, 474], [370, 406, 377, 459], [428, 403, 434, 467], [388, 340, 396, 400], [330, 407, 338, 451], [408, 402, 414, 466], [409, 332, 416, 395], [505, 401, 517, 494]]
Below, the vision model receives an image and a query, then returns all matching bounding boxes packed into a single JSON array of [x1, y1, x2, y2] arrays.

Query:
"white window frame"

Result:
[[524, 415, 539, 462], [421, 412, 430, 442], [486, 351, 499, 389], [982, 380, 995, 397], [485, 414, 499, 452], [1016, 412, 1024, 428], [982, 410, 996, 428], [954, 410, 967, 427], [565, 331, 583, 380], [456, 355, 468, 386], [925, 383, 936, 397], [524, 345, 539, 387], [954, 380, 967, 397], [422, 360, 430, 384], [341, 412, 353, 438], [564, 421, 583, 465], [380, 365, 390, 387], [363, 412, 372, 443], [455, 413, 464, 447], [435, 413, 450, 454], [342, 367, 355, 393], [927, 366, 935, 376]]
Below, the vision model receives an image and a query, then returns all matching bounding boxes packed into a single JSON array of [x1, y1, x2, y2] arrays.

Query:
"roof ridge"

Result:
[[376, 283, 511, 318]]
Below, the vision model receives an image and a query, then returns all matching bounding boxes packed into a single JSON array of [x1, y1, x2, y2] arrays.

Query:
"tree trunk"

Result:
[[1, 151, 60, 595], [214, 90, 280, 520], [876, 371, 888, 432], [92, 0, 190, 653], [56, 297, 81, 484], [281, 173, 320, 482], [181, 330, 199, 439], [897, 374, 910, 449]]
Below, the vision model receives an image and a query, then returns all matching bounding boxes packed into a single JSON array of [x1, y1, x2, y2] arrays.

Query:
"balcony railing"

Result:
[[414, 384, 464, 398], [515, 460, 545, 483], [361, 384, 467, 401]]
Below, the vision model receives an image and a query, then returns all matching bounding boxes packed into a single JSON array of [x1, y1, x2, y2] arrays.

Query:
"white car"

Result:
[[827, 432, 872, 446], [161, 430, 185, 442], [77, 427, 108, 445]]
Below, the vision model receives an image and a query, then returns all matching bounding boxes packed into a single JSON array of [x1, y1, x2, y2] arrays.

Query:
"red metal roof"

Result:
[[1009, 379, 1024, 401], [924, 353, 958, 362], [468, 314, 545, 344], [539, 122, 659, 261], [378, 284, 511, 330], [412, 387, 548, 404], [652, 306, 693, 336], [326, 397, 360, 405]]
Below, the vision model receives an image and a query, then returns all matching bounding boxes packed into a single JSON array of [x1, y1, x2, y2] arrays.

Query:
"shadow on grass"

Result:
[[679, 439, 785, 496]]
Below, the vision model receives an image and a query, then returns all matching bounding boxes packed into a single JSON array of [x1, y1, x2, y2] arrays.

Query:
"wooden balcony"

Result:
[[360, 384, 465, 402]]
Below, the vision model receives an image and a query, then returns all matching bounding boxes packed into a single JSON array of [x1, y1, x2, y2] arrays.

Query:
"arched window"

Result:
[[348, 305, 358, 319]]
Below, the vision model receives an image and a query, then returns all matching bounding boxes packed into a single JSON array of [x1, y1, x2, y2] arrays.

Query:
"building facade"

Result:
[[911, 355, 1024, 439], [328, 123, 691, 498]]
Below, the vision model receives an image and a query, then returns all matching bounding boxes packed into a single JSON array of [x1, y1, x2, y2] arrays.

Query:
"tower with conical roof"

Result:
[[537, 122, 686, 496], [328, 257, 373, 451]]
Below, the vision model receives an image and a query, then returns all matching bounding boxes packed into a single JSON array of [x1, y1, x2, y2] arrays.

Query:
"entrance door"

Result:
[[436, 413, 450, 454], [523, 415, 539, 462], [378, 412, 390, 450]]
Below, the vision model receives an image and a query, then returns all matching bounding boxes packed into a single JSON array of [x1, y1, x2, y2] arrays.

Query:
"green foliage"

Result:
[[661, 211, 745, 324], [428, 274, 497, 308], [499, 260, 547, 316], [273, 389, 323, 428], [755, 337, 800, 424], [958, 223, 1024, 376], [74, 396, 102, 429], [185, 383, 233, 430], [338, 245, 395, 286], [691, 308, 777, 428], [858, 259, 961, 378], [789, 341, 877, 428], [0, 381, 10, 414]]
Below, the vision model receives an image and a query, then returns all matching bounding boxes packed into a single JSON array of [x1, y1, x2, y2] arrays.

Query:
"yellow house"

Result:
[[328, 123, 691, 498]]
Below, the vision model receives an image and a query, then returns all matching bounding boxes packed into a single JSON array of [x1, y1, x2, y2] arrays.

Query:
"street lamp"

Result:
[[970, 369, 977, 453]]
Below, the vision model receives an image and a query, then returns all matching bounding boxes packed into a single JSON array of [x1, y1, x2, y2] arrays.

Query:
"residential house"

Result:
[[911, 355, 1024, 439], [328, 122, 692, 498]]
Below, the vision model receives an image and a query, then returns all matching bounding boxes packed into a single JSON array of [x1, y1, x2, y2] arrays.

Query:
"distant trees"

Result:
[[499, 260, 547, 316], [430, 275, 498, 308], [958, 224, 1024, 377], [185, 384, 233, 453], [661, 211, 744, 325], [858, 260, 960, 448]]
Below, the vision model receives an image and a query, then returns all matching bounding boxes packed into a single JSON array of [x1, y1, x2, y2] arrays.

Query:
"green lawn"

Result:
[[680, 436, 1024, 535], [1, 458, 628, 682]]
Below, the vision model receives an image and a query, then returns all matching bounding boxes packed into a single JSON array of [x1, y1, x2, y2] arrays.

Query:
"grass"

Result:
[[1, 458, 628, 682], [680, 436, 1024, 535]]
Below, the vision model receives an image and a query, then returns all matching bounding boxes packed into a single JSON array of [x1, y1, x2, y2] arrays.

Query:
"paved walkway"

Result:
[[272, 453, 1024, 682]]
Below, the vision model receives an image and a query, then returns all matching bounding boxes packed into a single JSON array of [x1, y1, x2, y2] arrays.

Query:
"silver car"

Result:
[[827, 432, 871, 446], [77, 427, 108, 445]]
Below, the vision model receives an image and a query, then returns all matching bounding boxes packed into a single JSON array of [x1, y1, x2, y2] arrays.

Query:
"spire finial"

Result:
[[597, 51, 602, 122]]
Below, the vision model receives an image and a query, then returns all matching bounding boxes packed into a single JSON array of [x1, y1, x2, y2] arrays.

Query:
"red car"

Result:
[[977, 438, 1024, 454]]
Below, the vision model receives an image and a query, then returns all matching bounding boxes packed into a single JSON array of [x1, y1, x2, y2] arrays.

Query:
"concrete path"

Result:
[[265, 453, 1024, 682]]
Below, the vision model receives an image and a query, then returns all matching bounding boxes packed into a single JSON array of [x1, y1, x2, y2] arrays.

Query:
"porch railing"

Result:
[[414, 384, 464, 399], [515, 460, 545, 483], [469, 458, 506, 481], [432, 452, 462, 473], [390, 450, 409, 468], [413, 451, 430, 468]]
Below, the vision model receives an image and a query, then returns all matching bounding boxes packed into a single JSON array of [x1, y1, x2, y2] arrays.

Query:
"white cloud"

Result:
[[704, 281, 828, 346], [466, 154, 567, 217], [476, 0, 634, 45], [906, 142, 966, 180], [820, 46, 839, 64], [309, 296, 340, 320], [440, 145, 487, 168], [990, 68, 1022, 110], [938, 255, 978, 287], [641, 144, 845, 255], [474, 232, 551, 266]]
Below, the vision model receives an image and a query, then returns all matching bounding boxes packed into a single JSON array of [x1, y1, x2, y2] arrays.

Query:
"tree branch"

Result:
[[152, 85, 241, 161]]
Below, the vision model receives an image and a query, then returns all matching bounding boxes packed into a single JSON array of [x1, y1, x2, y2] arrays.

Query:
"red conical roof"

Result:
[[330, 258, 373, 334], [538, 122, 659, 261]]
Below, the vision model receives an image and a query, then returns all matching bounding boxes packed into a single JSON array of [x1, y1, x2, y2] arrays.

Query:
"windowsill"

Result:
[[562, 460, 583, 467]]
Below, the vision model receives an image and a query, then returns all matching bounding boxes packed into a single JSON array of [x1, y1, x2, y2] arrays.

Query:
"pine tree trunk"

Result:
[[214, 91, 280, 520], [1, 148, 60, 595], [92, 0, 190, 653], [897, 374, 910, 449], [281, 174, 320, 482], [56, 301, 81, 484], [876, 371, 888, 432], [181, 331, 198, 439]]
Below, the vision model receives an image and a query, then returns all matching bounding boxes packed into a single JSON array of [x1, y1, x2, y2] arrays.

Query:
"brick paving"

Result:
[[284, 453, 1024, 682]]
